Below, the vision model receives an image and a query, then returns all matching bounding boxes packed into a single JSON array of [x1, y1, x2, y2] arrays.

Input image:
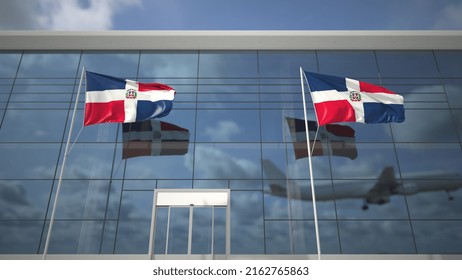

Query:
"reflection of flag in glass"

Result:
[[84, 71, 175, 126], [304, 72, 404, 126], [286, 117, 357, 160], [122, 120, 189, 159]]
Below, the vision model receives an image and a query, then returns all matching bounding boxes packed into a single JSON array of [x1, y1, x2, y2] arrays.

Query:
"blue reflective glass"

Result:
[[391, 110, 459, 142], [338, 221, 416, 253], [199, 51, 257, 78], [0, 52, 21, 78], [115, 191, 153, 254], [196, 110, 260, 142], [444, 79, 462, 108], [231, 191, 264, 254], [413, 221, 462, 254], [0, 221, 43, 253], [0, 109, 67, 142], [0, 180, 51, 220], [396, 143, 462, 177], [80, 52, 139, 78], [50, 180, 112, 220], [434, 51, 462, 78], [317, 51, 378, 78], [194, 144, 261, 180], [139, 51, 198, 78], [0, 143, 60, 179], [43, 221, 104, 254], [167, 207, 189, 254], [405, 181, 462, 219], [258, 51, 317, 78], [376, 51, 439, 78], [17, 52, 80, 78]]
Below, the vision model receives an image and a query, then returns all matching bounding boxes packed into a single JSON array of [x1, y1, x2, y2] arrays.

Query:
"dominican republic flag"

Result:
[[84, 71, 175, 126], [122, 120, 190, 159], [304, 72, 404, 126], [286, 117, 357, 160]]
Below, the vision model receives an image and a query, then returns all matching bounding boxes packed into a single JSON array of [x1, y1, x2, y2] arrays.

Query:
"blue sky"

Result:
[[0, 0, 462, 30]]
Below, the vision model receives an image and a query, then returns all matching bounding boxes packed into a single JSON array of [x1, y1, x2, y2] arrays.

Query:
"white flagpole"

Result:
[[42, 67, 85, 260], [299, 67, 321, 260]]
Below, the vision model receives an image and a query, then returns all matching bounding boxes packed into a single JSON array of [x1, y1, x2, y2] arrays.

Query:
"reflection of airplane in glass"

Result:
[[263, 159, 462, 210]]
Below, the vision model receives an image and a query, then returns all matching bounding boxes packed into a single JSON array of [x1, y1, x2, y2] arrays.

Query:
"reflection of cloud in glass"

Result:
[[204, 120, 240, 142], [190, 145, 259, 180], [339, 220, 415, 253]]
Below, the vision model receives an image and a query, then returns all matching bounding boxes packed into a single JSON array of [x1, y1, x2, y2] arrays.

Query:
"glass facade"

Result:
[[0, 49, 462, 256]]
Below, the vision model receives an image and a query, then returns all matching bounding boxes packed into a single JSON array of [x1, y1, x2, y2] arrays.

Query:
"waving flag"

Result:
[[122, 120, 190, 159], [304, 72, 404, 126], [84, 71, 175, 126], [286, 117, 357, 159]]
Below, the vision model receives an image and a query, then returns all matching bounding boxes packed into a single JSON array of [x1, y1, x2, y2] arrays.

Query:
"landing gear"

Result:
[[446, 191, 454, 201], [362, 204, 369, 211]]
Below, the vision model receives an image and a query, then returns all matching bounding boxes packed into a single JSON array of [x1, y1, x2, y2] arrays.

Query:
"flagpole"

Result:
[[42, 67, 85, 260], [299, 67, 321, 260]]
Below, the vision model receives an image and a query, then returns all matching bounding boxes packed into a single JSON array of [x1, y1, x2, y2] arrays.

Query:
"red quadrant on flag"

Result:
[[84, 71, 175, 126], [304, 71, 404, 126]]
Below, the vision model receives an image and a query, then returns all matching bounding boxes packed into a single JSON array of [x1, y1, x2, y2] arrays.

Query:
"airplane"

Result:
[[262, 159, 462, 210]]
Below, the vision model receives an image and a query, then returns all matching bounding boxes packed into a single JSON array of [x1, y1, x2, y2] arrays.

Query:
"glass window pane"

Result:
[[212, 207, 227, 255], [115, 191, 153, 254], [153, 207, 168, 254], [265, 220, 292, 254], [194, 144, 261, 180], [413, 221, 462, 254], [0, 221, 43, 254], [334, 179, 409, 219], [338, 221, 415, 253], [405, 181, 462, 219], [317, 51, 378, 78], [0, 180, 52, 220], [191, 207, 213, 254], [444, 79, 462, 108], [199, 51, 257, 78], [453, 110, 462, 140], [43, 221, 103, 254], [0, 109, 67, 142], [196, 109, 260, 142], [167, 207, 189, 254], [434, 51, 462, 78], [0, 143, 60, 179], [331, 143, 399, 180], [100, 221, 117, 254], [60, 143, 116, 180], [258, 51, 317, 78], [139, 51, 198, 78], [124, 143, 194, 179], [231, 191, 264, 254], [396, 143, 462, 177], [0, 52, 21, 78], [292, 221, 341, 254], [391, 110, 459, 142], [17, 52, 80, 78], [80, 52, 139, 78], [51, 180, 111, 220], [376, 51, 439, 78]]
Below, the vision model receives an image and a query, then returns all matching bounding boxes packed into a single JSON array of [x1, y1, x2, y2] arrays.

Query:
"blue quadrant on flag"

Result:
[[84, 71, 176, 126]]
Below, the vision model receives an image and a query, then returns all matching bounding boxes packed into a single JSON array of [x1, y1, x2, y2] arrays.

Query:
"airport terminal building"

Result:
[[0, 31, 462, 259]]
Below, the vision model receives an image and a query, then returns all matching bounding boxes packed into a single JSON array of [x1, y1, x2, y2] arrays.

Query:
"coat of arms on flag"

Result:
[[84, 71, 176, 126], [304, 72, 405, 126]]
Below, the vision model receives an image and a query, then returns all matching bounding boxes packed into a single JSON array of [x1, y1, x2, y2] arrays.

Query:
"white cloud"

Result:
[[204, 120, 241, 142], [0, 0, 142, 30]]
